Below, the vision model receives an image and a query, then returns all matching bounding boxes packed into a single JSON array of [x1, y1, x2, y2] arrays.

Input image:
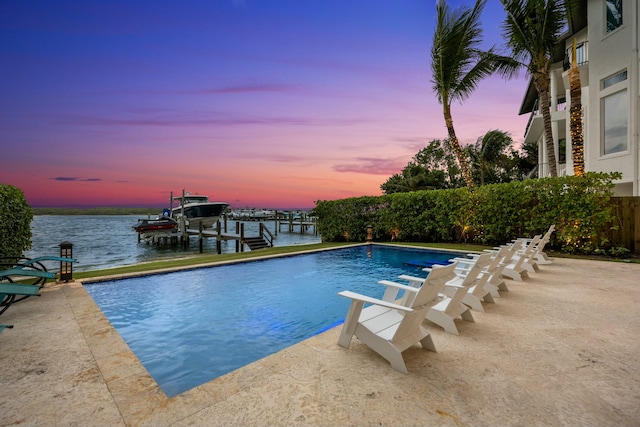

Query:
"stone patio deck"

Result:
[[1, 256, 639, 426]]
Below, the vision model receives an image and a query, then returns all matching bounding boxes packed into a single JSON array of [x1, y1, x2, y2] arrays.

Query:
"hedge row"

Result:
[[313, 173, 620, 253], [0, 183, 33, 258]]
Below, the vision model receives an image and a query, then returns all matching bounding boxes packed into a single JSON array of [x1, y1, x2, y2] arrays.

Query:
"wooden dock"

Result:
[[135, 217, 278, 253], [226, 210, 318, 234], [135, 211, 317, 254], [274, 211, 317, 235]]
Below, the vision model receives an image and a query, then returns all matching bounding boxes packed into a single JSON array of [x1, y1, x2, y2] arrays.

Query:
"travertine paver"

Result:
[[1, 257, 639, 426]]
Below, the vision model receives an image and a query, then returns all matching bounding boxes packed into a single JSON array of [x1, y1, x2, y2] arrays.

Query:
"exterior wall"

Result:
[[586, 0, 638, 195], [526, 1, 639, 195]]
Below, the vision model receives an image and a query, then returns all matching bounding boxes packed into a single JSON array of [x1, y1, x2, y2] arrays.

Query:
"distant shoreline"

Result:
[[32, 207, 313, 215], [32, 207, 165, 215]]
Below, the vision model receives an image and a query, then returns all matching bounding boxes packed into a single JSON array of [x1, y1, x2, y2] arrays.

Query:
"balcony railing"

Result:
[[536, 162, 568, 178], [563, 41, 588, 71], [523, 99, 539, 137]]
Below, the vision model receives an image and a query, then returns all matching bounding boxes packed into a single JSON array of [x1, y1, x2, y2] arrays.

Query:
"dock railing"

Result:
[[260, 223, 275, 247]]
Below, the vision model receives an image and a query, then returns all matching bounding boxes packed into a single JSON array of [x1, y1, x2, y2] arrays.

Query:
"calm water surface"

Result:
[[85, 245, 462, 397], [26, 215, 321, 272]]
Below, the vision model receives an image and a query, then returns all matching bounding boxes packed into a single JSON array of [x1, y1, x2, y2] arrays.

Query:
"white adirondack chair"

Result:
[[513, 224, 555, 265], [337, 263, 458, 374], [441, 252, 494, 312], [450, 245, 511, 298], [500, 236, 541, 281], [394, 255, 489, 334], [535, 224, 555, 264], [422, 253, 493, 334]]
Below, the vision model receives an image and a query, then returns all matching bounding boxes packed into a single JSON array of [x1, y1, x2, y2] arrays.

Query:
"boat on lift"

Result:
[[171, 192, 229, 229], [133, 216, 178, 233]]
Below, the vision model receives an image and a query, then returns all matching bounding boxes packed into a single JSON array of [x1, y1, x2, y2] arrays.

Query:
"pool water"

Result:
[[85, 245, 464, 397]]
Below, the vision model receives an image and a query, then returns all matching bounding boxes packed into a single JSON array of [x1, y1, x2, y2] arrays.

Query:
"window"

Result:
[[603, 70, 627, 89], [606, 0, 623, 33], [602, 89, 628, 155], [558, 138, 566, 164]]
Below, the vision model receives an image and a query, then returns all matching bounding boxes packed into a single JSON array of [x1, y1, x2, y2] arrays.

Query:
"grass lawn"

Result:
[[31, 240, 637, 283]]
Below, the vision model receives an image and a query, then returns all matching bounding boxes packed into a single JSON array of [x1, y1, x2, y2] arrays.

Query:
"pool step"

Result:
[[244, 237, 271, 251]]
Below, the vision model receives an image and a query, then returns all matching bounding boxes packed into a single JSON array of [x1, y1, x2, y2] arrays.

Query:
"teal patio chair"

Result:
[[1, 255, 74, 287], [0, 282, 43, 316]]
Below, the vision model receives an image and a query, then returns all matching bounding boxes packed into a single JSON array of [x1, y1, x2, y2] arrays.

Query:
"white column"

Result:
[[539, 135, 547, 177], [565, 89, 574, 176], [552, 120, 559, 175], [550, 71, 558, 111]]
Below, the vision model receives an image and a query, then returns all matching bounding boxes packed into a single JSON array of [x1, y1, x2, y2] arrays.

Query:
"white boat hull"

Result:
[[171, 202, 229, 228]]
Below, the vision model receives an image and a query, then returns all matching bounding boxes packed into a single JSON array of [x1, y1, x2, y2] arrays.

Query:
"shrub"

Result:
[[608, 246, 631, 258], [313, 172, 620, 253], [0, 183, 33, 258]]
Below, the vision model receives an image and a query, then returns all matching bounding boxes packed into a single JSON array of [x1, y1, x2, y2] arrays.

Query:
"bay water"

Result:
[[25, 215, 322, 273]]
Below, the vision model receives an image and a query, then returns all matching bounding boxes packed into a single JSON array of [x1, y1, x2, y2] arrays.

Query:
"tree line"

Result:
[[381, 131, 537, 194], [32, 207, 163, 216]]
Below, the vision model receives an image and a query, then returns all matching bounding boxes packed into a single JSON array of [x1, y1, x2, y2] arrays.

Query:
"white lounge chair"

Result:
[[514, 235, 545, 272], [402, 251, 497, 310], [425, 273, 477, 335], [499, 236, 541, 281], [395, 256, 489, 334], [440, 252, 495, 312], [513, 225, 555, 265], [451, 245, 512, 297], [337, 263, 458, 373]]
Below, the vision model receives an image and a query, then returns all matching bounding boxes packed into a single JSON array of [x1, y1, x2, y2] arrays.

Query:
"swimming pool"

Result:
[[84, 244, 465, 397]]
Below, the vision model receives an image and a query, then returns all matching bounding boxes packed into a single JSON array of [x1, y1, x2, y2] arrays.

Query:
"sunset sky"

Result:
[[0, 0, 530, 210]]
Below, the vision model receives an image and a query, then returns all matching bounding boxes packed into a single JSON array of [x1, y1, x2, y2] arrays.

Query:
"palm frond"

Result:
[[431, 0, 493, 104], [500, 0, 567, 72]]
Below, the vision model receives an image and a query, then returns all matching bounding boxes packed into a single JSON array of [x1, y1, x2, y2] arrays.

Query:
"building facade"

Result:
[[520, 0, 639, 196]]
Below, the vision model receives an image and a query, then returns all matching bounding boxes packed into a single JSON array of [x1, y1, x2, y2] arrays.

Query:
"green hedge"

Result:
[[0, 183, 33, 258], [313, 173, 620, 253]]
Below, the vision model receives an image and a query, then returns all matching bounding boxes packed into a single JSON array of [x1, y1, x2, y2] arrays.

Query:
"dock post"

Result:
[[275, 211, 279, 236], [235, 221, 240, 252], [182, 217, 188, 248], [240, 222, 245, 252], [198, 222, 203, 253], [216, 221, 222, 254]]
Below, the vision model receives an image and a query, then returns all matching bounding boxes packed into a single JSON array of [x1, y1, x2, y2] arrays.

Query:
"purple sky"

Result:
[[0, 0, 529, 209]]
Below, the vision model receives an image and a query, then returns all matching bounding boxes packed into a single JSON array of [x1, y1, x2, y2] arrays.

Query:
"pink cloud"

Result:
[[333, 157, 407, 175]]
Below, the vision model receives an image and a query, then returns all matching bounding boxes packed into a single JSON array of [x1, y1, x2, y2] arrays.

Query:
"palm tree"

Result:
[[470, 129, 514, 185], [431, 0, 516, 188], [500, 0, 570, 177], [568, 39, 584, 176]]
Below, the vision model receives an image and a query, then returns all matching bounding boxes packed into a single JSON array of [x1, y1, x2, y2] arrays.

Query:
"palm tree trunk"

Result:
[[444, 105, 475, 188], [533, 71, 558, 177], [569, 41, 585, 176]]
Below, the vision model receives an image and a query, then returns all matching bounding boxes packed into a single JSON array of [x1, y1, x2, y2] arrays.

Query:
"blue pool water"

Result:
[[84, 244, 465, 397]]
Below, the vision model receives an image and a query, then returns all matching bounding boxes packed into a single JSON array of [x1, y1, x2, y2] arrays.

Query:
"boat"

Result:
[[133, 216, 178, 233], [170, 193, 229, 228]]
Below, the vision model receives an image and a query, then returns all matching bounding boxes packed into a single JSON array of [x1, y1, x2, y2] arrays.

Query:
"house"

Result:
[[519, 0, 639, 196]]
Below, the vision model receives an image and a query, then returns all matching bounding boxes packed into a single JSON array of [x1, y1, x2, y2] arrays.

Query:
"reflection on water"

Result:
[[25, 215, 321, 273], [86, 245, 457, 397]]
